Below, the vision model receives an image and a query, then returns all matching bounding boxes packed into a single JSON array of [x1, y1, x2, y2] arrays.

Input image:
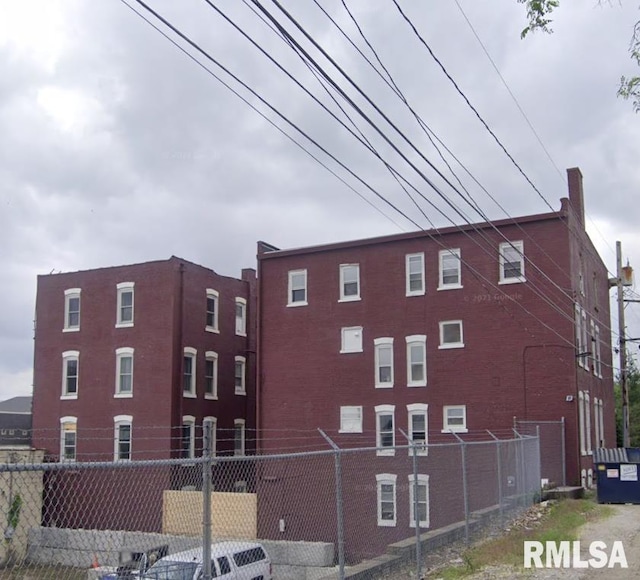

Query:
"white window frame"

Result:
[[585, 391, 592, 454], [406, 335, 427, 387], [60, 416, 77, 462], [439, 320, 464, 349], [288, 269, 308, 307], [114, 415, 133, 462], [339, 264, 361, 302], [203, 416, 217, 457], [579, 390, 586, 455], [376, 474, 397, 527], [205, 289, 219, 333], [597, 398, 605, 447], [181, 415, 195, 459], [115, 347, 134, 398], [595, 325, 602, 378], [405, 253, 425, 296], [375, 404, 395, 456], [234, 418, 246, 456], [499, 241, 525, 284], [63, 288, 81, 332], [408, 474, 430, 528], [590, 319, 596, 375], [374, 337, 394, 388], [339, 406, 363, 433], [204, 351, 218, 400], [183, 347, 197, 398], [438, 249, 462, 290], [235, 297, 247, 336], [235, 355, 246, 395], [581, 309, 588, 372], [593, 398, 601, 451], [340, 326, 363, 354], [116, 282, 135, 328], [442, 405, 467, 433], [407, 403, 428, 456], [575, 304, 583, 368], [61, 350, 79, 400]]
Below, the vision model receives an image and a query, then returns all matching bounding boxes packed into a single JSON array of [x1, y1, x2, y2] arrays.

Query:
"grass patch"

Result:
[[430, 497, 610, 578], [0, 564, 87, 580]]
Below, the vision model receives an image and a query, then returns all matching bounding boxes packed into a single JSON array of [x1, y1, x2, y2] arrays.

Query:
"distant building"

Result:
[[31, 257, 256, 530], [256, 168, 615, 560], [0, 396, 32, 448]]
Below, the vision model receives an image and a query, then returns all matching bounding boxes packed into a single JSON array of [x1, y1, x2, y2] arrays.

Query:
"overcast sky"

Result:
[[1, 0, 639, 400]]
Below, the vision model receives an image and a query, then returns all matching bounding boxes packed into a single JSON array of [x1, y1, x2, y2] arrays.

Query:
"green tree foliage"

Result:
[[518, 0, 640, 112], [614, 358, 640, 447]]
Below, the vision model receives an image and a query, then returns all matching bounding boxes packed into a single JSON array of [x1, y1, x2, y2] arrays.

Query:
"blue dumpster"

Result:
[[594, 448, 640, 504]]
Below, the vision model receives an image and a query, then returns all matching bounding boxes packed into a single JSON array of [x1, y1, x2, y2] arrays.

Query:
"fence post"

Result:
[[451, 432, 469, 544], [513, 428, 523, 509], [487, 431, 503, 525], [318, 429, 345, 580], [202, 422, 213, 580], [400, 429, 422, 580], [561, 417, 566, 486]]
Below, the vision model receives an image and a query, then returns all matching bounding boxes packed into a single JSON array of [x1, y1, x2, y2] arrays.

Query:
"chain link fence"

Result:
[[0, 429, 540, 579], [515, 418, 566, 487]]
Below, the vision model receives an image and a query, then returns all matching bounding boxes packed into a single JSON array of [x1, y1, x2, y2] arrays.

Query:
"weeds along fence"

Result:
[[0, 429, 540, 580]]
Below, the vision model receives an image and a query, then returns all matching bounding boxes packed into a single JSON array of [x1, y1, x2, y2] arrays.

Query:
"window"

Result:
[[407, 403, 428, 455], [408, 474, 430, 528], [443, 405, 467, 433], [288, 269, 307, 306], [406, 335, 427, 387], [439, 321, 464, 349], [595, 325, 602, 378], [183, 347, 196, 397], [115, 347, 134, 397], [116, 282, 134, 327], [579, 391, 586, 455], [596, 398, 605, 447], [585, 392, 592, 454], [114, 415, 132, 461], [235, 297, 247, 336], [203, 416, 217, 456], [61, 350, 79, 399], [235, 356, 246, 395], [575, 304, 584, 368], [181, 415, 195, 459], [339, 406, 363, 433], [339, 264, 360, 301], [205, 289, 219, 332], [233, 546, 268, 568], [234, 419, 245, 456], [406, 253, 425, 296], [581, 309, 588, 370], [60, 416, 77, 462], [438, 249, 462, 289], [340, 326, 363, 353], [375, 404, 395, 456], [376, 474, 397, 527], [374, 338, 394, 388], [499, 241, 525, 284], [64, 289, 81, 331], [205, 351, 218, 399]]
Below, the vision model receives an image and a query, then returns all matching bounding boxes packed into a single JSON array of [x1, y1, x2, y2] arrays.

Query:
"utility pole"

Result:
[[611, 241, 631, 447]]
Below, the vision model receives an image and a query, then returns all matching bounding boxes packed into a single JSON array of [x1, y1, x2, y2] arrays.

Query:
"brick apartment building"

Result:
[[255, 168, 615, 560], [31, 256, 256, 529]]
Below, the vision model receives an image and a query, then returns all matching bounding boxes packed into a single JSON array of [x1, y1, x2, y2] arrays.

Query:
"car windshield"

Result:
[[143, 560, 198, 580]]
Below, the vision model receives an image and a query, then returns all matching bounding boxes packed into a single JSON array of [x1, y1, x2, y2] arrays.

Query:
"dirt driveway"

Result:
[[466, 504, 640, 579]]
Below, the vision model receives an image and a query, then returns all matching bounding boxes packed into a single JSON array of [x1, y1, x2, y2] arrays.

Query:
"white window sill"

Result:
[[205, 327, 220, 334], [437, 284, 463, 291], [114, 458, 131, 463], [498, 277, 525, 285], [377, 520, 396, 527], [441, 428, 468, 434], [62, 327, 80, 333], [340, 349, 363, 354], [439, 343, 465, 350], [59, 458, 77, 464], [408, 382, 427, 388], [375, 383, 394, 389], [115, 322, 134, 329], [114, 393, 133, 399], [235, 331, 247, 337], [376, 449, 396, 457], [406, 290, 425, 297], [338, 429, 363, 434], [287, 301, 308, 307], [60, 394, 78, 400], [408, 450, 428, 457], [235, 390, 247, 396], [410, 522, 429, 529], [204, 394, 218, 400], [338, 296, 361, 303], [183, 392, 197, 399]]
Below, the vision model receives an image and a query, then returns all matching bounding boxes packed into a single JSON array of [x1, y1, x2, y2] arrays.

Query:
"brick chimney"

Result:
[[567, 167, 585, 228]]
